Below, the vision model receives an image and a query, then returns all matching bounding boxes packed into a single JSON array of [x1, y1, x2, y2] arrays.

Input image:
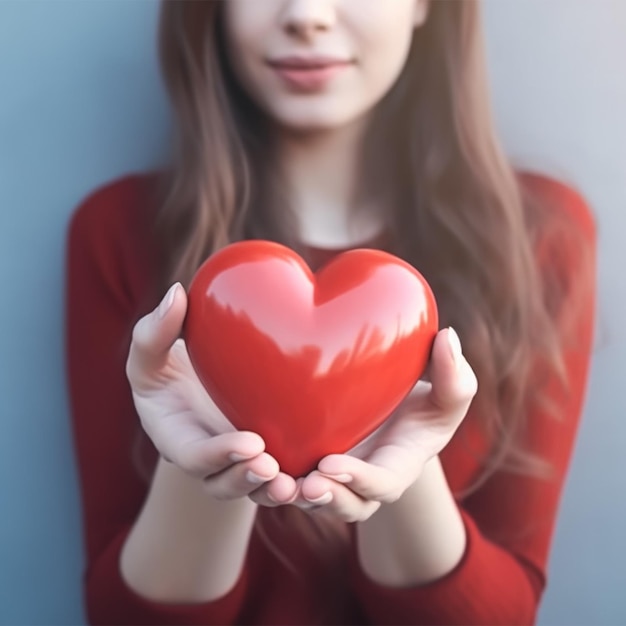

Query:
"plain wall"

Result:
[[0, 1, 624, 624]]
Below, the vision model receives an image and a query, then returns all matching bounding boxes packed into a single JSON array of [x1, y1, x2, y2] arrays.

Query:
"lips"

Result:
[[268, 55, 353, 92], [269, 56, 351, 69]]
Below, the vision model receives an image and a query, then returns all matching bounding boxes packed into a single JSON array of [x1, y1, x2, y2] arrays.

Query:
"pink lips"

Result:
[[268, 56, 353, 92]]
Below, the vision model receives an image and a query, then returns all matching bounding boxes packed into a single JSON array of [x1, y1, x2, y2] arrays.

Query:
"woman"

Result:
[[66, 1, 595, 624]]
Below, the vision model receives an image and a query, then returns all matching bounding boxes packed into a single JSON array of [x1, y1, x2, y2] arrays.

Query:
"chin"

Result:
[[271, 106, 363, 136]]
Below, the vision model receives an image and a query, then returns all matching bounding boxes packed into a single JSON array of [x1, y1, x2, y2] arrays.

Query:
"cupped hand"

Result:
[[249, 327, 477, 522], [125, 283, 297, 503]]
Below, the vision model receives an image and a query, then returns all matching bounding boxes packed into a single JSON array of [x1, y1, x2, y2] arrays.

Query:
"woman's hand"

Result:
[[249, 327, 477, 521], [126, 283, 297, 502]]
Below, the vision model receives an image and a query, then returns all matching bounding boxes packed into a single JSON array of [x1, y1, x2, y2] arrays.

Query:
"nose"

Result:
[[280, 0, 337, 41]]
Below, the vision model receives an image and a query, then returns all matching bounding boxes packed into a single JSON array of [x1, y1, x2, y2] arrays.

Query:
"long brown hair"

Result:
[[143, 0, 590, 555]]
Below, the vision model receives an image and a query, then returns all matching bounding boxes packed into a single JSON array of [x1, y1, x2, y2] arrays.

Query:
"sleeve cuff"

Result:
[[85, 527, 249, 626], [348, 508, 537, 625]]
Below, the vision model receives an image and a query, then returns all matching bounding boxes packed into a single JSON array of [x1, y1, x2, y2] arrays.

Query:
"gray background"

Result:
[[1, 1, 624, 624]]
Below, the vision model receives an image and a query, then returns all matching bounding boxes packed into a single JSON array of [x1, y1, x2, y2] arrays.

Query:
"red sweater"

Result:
[[65, 171, 595, 626]]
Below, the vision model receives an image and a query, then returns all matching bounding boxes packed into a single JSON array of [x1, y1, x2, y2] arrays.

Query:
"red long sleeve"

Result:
[[65, 170, 595, 625], [348, 174, 596, 625]]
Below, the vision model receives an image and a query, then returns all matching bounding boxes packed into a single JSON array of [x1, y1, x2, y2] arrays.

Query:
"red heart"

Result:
[[184, 241, 438, 477]]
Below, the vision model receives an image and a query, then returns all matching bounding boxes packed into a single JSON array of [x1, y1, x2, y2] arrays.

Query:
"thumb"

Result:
[[127, 282, 187, 376], [427, 327, 477, 410]]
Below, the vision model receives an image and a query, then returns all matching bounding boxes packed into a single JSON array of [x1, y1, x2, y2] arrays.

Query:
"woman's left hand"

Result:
[[249, 327, 477, 522]]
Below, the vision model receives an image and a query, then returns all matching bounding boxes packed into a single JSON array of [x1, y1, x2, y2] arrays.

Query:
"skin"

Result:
[[222, 0, 427, 132], [222, 0, 430, 247], [121, 0, 477, 602]]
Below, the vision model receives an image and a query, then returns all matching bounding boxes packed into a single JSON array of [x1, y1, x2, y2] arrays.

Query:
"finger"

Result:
[[297, 472, 381, 523], [126, 283, 187, 380], [166, 429, 266, 479], [247, 472, 300, 507], [316, 454, 410, 504], [427, 327, 478, 410], [202, 452, 281, 501]]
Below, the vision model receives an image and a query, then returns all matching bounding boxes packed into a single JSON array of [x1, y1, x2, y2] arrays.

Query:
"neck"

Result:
[[276, 118, 382, 247]]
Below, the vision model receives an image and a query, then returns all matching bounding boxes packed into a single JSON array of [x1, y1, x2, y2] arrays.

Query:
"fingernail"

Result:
[[158, 283, 179, 319], [447, 327, 462, 369], [322, 473, 352, 484], [305, 492, 333, 505], [246, 470, 267, 484], [229, 452, 253, 463]]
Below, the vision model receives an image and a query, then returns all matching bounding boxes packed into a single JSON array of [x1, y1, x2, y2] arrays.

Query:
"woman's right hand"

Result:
[[125, 282, 297, 503]]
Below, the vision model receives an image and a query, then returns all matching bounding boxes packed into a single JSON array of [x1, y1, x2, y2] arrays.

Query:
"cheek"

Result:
[[222, 2, 271, 68], [358, 29, 414, 101], [350, 7, 417, 94], [222, 25, 267, 99]]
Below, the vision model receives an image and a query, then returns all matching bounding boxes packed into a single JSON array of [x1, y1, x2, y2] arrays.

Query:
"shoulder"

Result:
[[516, 171, 597, 338], [517, 170, 596, 294], [68, 170, 161, 248], [66, 171, 164, 311], [516, 169, 596, 243], [66, 170, 164, 276]]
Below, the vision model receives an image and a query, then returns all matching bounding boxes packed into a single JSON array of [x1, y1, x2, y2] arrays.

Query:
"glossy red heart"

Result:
[[184, 240, 438, 477]]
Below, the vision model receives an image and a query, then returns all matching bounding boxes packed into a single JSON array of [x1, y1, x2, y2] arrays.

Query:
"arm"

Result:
[[348, 340, 592, 626], [347, 179, 597, 625], [350, 457, 546, 626], [65, 177, 264, 624], [355, 455, 466, 588], [119, 457, 257, 604]]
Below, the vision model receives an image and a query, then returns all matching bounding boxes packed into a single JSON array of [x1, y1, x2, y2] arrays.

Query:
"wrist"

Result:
[[356, 455, 466, 587], [121, 455, 257, 603]]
